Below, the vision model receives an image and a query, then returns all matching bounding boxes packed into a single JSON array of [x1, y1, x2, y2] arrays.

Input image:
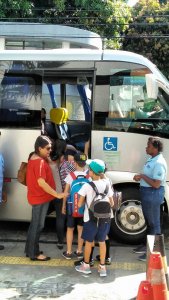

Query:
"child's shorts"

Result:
[[67, 215, 83, 228], [81, 220, 110, 242]]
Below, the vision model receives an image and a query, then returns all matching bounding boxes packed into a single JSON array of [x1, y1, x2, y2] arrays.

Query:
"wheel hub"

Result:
[[116, 200, 146, 233]]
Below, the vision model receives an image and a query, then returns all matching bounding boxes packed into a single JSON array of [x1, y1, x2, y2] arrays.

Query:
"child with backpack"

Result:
[[62, 153, 89, 259], [74, 170, 113, 267], [75, 159, 114, 277]]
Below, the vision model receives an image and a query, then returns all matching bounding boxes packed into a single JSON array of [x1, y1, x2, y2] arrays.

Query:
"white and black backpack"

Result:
[[88, 182, 112, 224]]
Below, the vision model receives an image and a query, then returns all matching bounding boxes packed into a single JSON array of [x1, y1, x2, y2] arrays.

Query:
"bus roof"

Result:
[[0, 48, 166, 83], [0, 48, 153, 66]]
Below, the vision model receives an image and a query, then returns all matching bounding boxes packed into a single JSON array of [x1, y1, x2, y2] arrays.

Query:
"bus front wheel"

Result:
[[110, 187, 147, 244]]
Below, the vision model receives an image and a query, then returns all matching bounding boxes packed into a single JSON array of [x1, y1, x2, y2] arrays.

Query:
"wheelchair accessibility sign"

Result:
[[103, 137, 117, 151]]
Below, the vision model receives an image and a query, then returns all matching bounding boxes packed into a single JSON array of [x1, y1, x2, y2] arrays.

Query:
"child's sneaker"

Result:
[[74, 259, 84, 267], [74, 258, 94, 267], [133, 245, 146, 254], [62, 251, 72, 260], [95, 255, 111, 265], [57, 243, 63, 250], [138, 253, 146, 262], [105, 257, 111, 265], [98, 264, 107, 277], [74, 251, 83, 259], [75, 262, 91, 274], [89, 259, 94, 267]]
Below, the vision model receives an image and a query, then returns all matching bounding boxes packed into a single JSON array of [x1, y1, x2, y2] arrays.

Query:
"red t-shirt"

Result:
[[26, 158, 56, 205]]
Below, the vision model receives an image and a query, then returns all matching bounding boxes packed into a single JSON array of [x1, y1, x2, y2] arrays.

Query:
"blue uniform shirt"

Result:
[[0, 153, 4, 203], [140, 153, 167, 187]]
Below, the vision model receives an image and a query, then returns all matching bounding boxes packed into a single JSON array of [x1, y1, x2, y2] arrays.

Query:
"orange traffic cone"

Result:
[[136, 280, 153, 300], [147, 252, 168, 300], [153, 234, 169, 290]]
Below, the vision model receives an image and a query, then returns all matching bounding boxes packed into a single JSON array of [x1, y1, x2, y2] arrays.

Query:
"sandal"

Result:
[[31, 255, 51, 261], [26, 251, 43, 258]]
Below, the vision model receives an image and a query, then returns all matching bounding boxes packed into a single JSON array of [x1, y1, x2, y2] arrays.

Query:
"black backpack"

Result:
[[88, 181, 112, 224]]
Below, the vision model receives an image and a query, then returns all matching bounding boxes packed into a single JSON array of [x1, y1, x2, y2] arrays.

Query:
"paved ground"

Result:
[[0, 220, 169, 300], [0, 243, 146, 300]]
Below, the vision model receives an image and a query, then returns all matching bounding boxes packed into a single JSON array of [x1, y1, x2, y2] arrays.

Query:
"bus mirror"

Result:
[[145, 74, 158, 99]]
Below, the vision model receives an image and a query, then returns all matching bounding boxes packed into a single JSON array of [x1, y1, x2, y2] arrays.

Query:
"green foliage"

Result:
[[0, 0, 33, 20], [0, 0, 131, 50], [36, 0, 132, 49], [122, 0, 169, 78]]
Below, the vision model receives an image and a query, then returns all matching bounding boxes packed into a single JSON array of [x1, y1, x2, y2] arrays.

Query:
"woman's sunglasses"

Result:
[[45, 146, 52, 151]]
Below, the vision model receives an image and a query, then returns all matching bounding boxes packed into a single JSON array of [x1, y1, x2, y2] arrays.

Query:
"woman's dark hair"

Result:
[[34, 135, 51, 154], [41, 107, 46, 114], [50, 139, 67, 161], [41, 107, 46, 122], [148, 137, 163, 152], [28, 151, 35, 160]]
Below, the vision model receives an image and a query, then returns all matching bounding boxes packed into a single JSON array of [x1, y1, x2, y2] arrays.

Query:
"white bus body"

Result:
[[0, 49, 169, 243]]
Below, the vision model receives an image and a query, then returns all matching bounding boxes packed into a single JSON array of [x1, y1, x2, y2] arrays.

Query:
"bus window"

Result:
[[0, 69, 41, 128], [42, 75, 92, 122], [94, 61, 169, 135]]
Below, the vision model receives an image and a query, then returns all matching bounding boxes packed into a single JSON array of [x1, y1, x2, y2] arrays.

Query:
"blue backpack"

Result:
[[67, 172, 90, 217]]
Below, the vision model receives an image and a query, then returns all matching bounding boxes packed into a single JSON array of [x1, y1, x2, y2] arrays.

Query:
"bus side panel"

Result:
[[91, 130, 169, 176], [0, 182, 31, 221], [0, 129, 40, 221], [91, 130, 169, 212]]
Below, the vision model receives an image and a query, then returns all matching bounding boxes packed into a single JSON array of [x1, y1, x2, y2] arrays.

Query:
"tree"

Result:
[[0, 0, 132, 49], [122, 0, 169, 78], [32, 0, 132, 49], [0, 0, 33, 20]]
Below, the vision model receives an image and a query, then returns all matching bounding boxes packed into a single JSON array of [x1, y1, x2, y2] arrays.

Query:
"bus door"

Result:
[[42, 67, 95, 153]]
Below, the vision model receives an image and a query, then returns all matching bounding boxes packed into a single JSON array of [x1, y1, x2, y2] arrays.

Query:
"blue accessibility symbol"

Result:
[[103, 137, 117, 151]]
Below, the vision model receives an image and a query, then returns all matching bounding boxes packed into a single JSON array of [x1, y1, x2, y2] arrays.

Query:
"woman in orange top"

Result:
[[25, 135, 66, 261]]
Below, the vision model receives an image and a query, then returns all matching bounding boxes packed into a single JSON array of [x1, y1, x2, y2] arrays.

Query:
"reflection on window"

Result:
[[107, 70, 168, 123], [108, 69, 151, 119], [0, 74, 41, 127], [94, 63, 169, 137]]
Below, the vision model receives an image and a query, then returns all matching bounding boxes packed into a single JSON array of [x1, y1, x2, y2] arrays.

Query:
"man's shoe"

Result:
[[98, 265, 107, 277], [0, 245, 4, 250], [75, 262, 91, 274], [138, 253, 146, 262], [133, 245, 146, 254], [62, 251, 72, 260]]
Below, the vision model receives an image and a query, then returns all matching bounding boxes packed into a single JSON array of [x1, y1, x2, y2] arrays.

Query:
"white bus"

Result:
[[0, 49, 169, 244]]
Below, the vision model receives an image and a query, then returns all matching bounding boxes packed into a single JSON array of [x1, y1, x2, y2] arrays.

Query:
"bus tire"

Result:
[[110, 187, 146, 244]]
